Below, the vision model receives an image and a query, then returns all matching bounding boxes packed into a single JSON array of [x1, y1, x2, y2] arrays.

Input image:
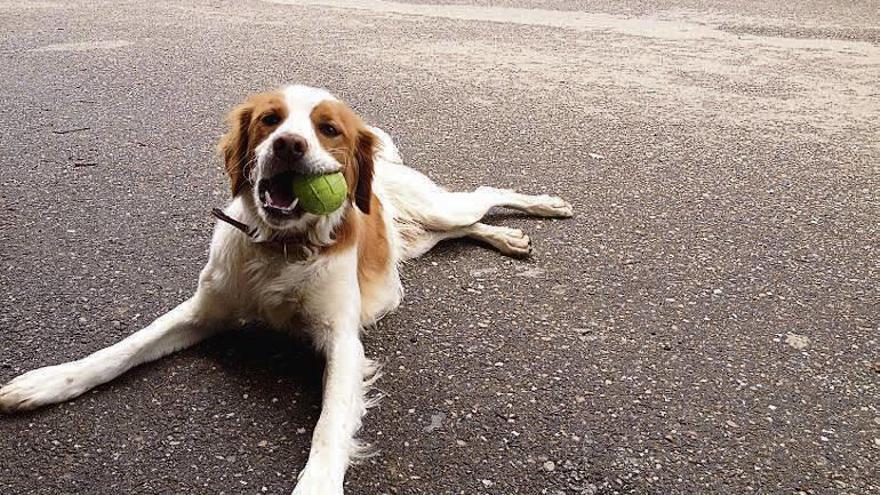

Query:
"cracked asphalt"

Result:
[[0, 0, 878, 494]]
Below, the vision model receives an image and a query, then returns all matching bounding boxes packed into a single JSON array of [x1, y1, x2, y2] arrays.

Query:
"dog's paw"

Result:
[[291, 477, 343, 495], [0, 363, 88, 413], [485, 226, 533, 258], [291, 462, 344, 495], [525, 195, 574, 218]]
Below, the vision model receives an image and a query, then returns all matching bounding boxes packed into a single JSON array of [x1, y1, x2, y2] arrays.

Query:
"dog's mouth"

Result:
[[258, 172, 304, 218]]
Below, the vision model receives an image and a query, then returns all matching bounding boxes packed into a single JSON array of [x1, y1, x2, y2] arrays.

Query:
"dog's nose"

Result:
[[272, 133, 308, 161]]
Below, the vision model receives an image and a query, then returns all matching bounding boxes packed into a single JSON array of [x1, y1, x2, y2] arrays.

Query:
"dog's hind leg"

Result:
[[401, 222, 533, 259], [381, 165, 572, 232], [418, 186, 573, 230], [0, 286, 229, 413], [373, 129, 571, 258]]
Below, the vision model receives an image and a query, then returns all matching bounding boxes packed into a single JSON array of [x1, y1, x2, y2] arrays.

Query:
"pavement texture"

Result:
[[0, 0, 878, 494]]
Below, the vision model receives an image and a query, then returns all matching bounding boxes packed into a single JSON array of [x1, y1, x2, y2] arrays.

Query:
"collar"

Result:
[[211, 208, 318, 262]]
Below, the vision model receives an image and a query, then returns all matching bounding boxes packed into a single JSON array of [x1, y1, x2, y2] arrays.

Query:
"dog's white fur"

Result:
[[0, 85, 572, 494]]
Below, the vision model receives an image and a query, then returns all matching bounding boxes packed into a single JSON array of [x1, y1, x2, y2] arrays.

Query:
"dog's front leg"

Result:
[[0, 284, 229, 413], [293, 326, 368, 494], [293, 255, 371, 495]]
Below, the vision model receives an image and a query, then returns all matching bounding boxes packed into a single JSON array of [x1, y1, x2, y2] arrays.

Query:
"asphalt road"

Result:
[[0, 1, 878, 494]]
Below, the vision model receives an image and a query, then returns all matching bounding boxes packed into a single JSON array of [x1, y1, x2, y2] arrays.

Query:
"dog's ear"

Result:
[[218, 103, 253, 197], [354, 127, 378, 214]]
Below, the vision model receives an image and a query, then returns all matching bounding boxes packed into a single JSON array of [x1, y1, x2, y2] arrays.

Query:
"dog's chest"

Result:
[[237, 254, 324, 328]]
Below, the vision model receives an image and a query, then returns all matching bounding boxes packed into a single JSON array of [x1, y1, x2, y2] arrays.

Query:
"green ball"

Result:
[[291, 172, 348, 215]]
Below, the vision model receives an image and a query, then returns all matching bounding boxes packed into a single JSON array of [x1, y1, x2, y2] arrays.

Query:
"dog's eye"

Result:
[[261, 113, 281, 126], [318, 123, 340, 137]]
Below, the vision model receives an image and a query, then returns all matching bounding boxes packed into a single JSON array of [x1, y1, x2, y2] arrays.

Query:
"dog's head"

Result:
[[219, 85, 377, 236]]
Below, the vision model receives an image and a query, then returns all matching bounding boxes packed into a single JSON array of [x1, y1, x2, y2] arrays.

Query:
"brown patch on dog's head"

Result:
[[218, 91, 288, 196], [309, 100, 378, 213]]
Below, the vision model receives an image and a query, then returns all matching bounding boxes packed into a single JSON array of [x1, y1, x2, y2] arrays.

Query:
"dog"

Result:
[[0, 84, 572, 494]]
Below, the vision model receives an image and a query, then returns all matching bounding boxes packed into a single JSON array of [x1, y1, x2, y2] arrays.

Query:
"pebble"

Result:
[[423, 413, 445, 433], [543, 460, 556, 472], [785, 332, 811, 350]]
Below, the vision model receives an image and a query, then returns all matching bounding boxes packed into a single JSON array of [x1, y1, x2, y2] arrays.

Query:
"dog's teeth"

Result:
[[290, 198, 299, 210]]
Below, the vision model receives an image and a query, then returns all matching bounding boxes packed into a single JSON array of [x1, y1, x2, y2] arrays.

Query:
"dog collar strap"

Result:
[[211, 208, 259, 239], [210, 208, 316, 262]]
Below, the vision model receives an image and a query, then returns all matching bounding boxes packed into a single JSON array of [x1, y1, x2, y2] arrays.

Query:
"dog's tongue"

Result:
[[266, 177, 296, 209]]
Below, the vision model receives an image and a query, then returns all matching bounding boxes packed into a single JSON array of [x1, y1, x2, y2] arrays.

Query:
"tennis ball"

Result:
[[291, 172, 347, 215]]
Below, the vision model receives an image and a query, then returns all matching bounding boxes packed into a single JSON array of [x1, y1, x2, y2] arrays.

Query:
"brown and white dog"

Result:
[[0, 85, 572, 494]]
